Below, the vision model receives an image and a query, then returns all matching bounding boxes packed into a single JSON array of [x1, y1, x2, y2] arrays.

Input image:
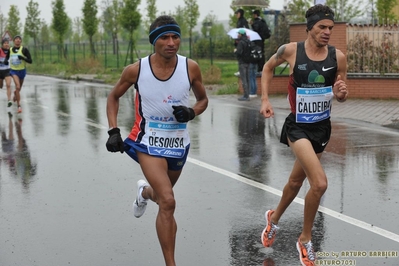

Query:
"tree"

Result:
[[265, 9, 290, 62], [183, 0, 200, 58], [326, 0, 364, 22], [25, 0, 41, 52], [284, 0, 364, 23], [119, 0, 141, 64], [376, 0, 398, 24], [82, 0, 99, 57], [6, 5, 21, 38], [173, 6, 188, 38], [144, 0, 157, 33], [286, 0, 311, 23], [51, 0, 69, 59], [102, 0, 121, 55], [201, 13, 223, 38], [0, 8, 8, 34], [39, 20, 50, 45], [72, 17, 83, 43]]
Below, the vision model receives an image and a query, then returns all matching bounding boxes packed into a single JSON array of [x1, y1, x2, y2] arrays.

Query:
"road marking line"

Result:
[[86, 121, 107, 129], [187, 157, 399, 244]]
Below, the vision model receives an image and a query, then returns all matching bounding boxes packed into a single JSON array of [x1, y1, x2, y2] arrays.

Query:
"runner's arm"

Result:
[[260, 42, 295, 118], [107, 62, 139, 129], [22, 47, 33, 64], [334, 49, 348, 102]]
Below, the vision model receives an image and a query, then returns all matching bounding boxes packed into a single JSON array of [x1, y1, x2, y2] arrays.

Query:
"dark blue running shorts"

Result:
[[10, 69, 26, 80], [124, 138, 190, 171]]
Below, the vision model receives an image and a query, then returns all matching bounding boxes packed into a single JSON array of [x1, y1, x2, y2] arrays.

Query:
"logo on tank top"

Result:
[[322, 66, 336, 71], [298, 63, 307, 71], [308, 70, 325, 83], [163, 95, 181, 104]]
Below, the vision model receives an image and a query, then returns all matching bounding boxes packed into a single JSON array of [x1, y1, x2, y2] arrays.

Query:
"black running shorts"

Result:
[[280, 113, 331, 153], [0, 69, 10, 79]]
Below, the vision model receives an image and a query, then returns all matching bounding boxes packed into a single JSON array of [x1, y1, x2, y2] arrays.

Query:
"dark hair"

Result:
[[149, 15, 179, 33], [235, 9, 244, 16], [305, 4, 335, 19], [252, 10, 260, 16], [305, 5, 335, 31], [13, 35, 22, 41]]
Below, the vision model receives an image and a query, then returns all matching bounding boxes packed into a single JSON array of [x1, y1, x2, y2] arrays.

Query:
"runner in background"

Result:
[[9, 35, 32, 113], [0, 38, 12, 109]]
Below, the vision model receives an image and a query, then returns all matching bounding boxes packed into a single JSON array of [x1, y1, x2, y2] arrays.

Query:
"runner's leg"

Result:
[[136, 152, 181, 266]]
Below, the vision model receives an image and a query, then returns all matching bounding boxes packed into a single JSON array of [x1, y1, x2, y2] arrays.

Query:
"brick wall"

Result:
[[248, 75, 399, 99], [238, 22, 399, 99]]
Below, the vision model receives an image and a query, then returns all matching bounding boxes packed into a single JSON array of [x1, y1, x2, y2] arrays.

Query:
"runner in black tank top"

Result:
[[258, 5, 348, 266], [281, 41, 338, 153]]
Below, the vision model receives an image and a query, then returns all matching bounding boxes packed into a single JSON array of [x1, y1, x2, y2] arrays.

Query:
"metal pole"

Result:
[[209, 37, 213, 65]]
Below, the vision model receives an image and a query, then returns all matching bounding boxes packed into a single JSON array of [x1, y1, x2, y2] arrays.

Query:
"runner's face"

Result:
[[13, 37, 22, 46], [155, 33, 180, 59], [2, 41, 10, 49], [310, 19, 334, 47]]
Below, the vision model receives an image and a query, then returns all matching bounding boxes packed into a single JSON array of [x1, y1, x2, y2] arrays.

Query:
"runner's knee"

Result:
[[158, 196, 176, 212], [288, 178, 304, 190], [310, 177, 328, 195]]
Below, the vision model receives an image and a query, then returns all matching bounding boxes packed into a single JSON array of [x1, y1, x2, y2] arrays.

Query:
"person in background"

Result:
[[234, 29, 251, 101], [251, 10, 268, 73], [9, 35, 32, 113], [106, 15, 208, 266], [0, 39, 12, 108], [235, 8, 249, 29], [233, 9, 250, 76], [259, 5, 348, 266], [249, 58, 258, 98]]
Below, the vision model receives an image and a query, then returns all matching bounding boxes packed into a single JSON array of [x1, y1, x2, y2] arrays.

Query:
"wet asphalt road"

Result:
[[0, 75, 398, 266]]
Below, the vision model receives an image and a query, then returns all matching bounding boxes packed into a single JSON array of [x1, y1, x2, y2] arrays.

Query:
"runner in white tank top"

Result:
[[127, 54, 191, 159], [105, 15, 208, 266]]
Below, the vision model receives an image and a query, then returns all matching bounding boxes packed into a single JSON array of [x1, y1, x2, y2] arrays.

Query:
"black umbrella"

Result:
[[232, 0, 269, 7]]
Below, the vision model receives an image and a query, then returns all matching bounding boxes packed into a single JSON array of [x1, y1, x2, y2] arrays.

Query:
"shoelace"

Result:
[[267, 223, 279, 239], [304, 241, 315, 261], [136, 197, 148, 207]]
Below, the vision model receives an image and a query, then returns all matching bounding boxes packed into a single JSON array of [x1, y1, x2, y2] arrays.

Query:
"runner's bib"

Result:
[[146, 121, 187, 158], [296, 86, 333, 123], [10, 54, 22, 66]]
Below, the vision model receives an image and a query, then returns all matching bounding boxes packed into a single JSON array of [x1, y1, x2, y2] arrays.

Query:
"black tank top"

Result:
[[287, 42, 337, 114]]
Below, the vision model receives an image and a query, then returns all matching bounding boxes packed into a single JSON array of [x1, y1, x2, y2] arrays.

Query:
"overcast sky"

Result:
[[1, 0, 285, 26]]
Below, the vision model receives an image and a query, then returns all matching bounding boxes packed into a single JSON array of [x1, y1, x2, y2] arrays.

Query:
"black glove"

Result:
[[106, 127, 124, 153], [3, 60, 8, 65], [172, 105, 195, 122], [18, 55, 25, 60]]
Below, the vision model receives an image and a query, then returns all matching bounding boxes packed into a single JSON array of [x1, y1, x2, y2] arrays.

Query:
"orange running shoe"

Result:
[[296, 238, 316, 266], [17, 106, 22, 113], [261, 210, 279, 247]]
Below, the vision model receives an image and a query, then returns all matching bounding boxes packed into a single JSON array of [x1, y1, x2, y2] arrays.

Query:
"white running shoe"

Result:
[[133, 179, 149, 218]]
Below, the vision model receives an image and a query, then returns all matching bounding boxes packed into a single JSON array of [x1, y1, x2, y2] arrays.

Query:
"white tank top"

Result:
[[128, 54, 192, 158]]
